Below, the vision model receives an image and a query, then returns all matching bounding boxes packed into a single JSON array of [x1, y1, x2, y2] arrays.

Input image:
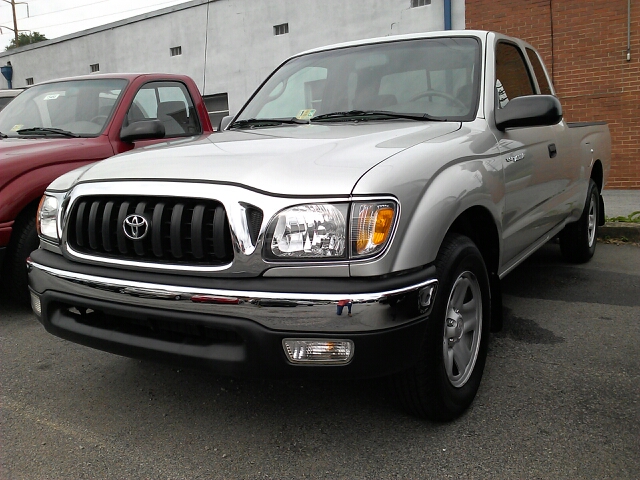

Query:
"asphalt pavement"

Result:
[[1, 242, 639, 479]]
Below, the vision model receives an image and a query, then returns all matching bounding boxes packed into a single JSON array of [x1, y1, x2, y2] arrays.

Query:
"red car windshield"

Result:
[[0, 78, 127, 138]]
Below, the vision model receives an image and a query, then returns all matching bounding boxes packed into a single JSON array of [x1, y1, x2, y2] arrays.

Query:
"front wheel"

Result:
[[559, 179, 599, 263], [1, 211, 39, 304], [393, 233, 491, 421]]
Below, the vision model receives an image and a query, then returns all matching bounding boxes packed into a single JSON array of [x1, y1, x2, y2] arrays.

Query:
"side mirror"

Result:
[[120, 119, 166, 142], [218, 115, 234, 131], [495, 95, 562, 131]]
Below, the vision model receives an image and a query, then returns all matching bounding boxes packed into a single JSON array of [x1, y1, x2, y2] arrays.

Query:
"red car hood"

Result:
[[0, 136, 113, 190]]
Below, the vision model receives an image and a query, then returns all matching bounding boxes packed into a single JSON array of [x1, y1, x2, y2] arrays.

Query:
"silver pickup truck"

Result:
[[27, 30, 611, 421]]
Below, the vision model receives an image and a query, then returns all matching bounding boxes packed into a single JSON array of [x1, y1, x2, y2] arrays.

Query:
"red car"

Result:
[[0, 73, 213, 301]]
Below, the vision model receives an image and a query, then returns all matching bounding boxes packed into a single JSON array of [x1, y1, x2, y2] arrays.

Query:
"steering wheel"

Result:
[[410, 90, 467, 109], [89, 115, 108, 124]]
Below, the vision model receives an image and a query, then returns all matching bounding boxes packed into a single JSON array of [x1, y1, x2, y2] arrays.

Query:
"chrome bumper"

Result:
[[27, 259, 438, 333]]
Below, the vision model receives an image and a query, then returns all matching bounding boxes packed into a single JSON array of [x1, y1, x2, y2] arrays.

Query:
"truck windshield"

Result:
[[0, 78, 127, 138], [235, 37, 480, 125]]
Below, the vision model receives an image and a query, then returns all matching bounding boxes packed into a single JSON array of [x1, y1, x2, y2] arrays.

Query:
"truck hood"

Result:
[[76, 122, 461, 196], [0, 136, 112, 190]]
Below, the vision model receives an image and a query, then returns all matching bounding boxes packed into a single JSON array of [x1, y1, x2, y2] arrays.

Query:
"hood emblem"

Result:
[[123, 214, 149, 240]]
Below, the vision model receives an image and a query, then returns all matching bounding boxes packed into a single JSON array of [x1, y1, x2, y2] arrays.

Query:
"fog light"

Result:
[[283, 339, 354, 364], [30, 292, 42, 317]]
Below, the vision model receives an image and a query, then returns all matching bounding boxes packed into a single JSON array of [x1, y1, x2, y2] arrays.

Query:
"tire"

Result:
[[1, 210, 39, 304], [393, 233, 491, 421], [559, 179, 599, 264]]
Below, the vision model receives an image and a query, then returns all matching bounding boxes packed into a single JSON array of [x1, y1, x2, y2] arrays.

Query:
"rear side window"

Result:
[[525, 48, 553, 95], [495, 42, 535, 108]]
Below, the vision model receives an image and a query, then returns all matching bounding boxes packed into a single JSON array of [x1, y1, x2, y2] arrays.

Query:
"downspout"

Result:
[[444, 0, 452, 30], [627, 0, 631, 61], [203, 0, 211, 93]]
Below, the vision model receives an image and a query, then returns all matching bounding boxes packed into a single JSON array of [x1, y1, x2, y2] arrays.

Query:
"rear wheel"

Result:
[[393, 233, 491, 421], [1, 210, 39, 304], [559, 179, 599, 263]]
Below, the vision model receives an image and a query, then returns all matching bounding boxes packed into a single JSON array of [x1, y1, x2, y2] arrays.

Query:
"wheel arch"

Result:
[[447, 206, 500, 277], [589, 160, 605, 225], [445, 205, 503, 332], [590, 160, 603, 192]]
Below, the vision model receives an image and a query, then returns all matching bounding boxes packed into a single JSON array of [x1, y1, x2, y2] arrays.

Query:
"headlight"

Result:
[[351, 201, 397, 258], [36, 194, 60, 243], [266, 203, 348, 259], [265, 200, 397, 261]]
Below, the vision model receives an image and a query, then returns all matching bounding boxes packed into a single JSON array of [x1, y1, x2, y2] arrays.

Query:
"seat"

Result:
[[157, 100, 187, 135], [456, 84, 474, 109], [371, 94, 397, 109], [124, 102, 146, 127]]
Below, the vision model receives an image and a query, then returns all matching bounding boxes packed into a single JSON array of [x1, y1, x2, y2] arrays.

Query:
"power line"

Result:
[[0, 0, 188, 35], [16, 1, 110, 19]]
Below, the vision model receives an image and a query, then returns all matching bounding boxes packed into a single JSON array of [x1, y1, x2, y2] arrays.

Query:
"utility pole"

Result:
[[1, 0, 29, 47], [10, 0, 18, 45]]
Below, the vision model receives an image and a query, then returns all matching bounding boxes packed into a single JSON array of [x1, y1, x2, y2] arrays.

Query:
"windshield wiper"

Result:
[[311, 110, 447, 122], [16, 127, 80, 138], [229, 117, 309, 129]]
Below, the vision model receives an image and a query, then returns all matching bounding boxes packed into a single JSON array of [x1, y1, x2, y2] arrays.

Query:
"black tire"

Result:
[[559, 179, 599, 264], [1, 210, 39, 304], [392, 233, 491, 421]]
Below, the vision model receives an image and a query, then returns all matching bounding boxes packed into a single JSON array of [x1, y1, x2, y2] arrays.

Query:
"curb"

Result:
[[598, 222, 640, 242]]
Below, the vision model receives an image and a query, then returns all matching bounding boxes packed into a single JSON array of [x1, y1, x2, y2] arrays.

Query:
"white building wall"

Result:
[[0, 0, 465, 112]]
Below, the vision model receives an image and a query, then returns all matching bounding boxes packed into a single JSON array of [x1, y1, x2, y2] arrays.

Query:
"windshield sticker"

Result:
[[296, 109, 316, 120], [10, 124, 23, 131], [43, 94, 61, 100]]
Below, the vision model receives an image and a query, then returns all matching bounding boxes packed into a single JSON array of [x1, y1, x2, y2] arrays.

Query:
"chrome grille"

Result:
[[67, 196, 234, 266]]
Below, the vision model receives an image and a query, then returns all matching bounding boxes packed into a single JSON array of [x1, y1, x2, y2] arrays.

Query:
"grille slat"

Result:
[[68, 196, 233, 266], [88, 201, 100, 250], [75, 202, 86, 247], [151, 202, 165, 257], [116, 202, 130, 254], [134, 202, 147, 256], [170, 203, 184, 258], [191, 204, 205, 259], [213, 205, 227, 260], [102, 201, 114, 252]]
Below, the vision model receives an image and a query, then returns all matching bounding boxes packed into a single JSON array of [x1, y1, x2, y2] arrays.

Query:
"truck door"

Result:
[[111, 81, 203, 154], [494, 42, 565, 264]]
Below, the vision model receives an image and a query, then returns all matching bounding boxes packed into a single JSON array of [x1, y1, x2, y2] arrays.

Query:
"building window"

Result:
[[203, 93, 229, 130], [90, 63, 99, 73], [25, 77, 34, 85], [170, 46, 182, 57], [273, 23, 289, 36], [411, 0, 431, 7]]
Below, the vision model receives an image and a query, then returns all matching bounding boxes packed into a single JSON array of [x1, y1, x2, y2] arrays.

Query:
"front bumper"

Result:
[[27, 249, 438, 378]]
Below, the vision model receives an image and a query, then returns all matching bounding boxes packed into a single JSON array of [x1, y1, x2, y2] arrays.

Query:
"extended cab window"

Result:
[[495, 42, 535, 108], [525, 48, 553, 95], [125, 81, 201, 136]]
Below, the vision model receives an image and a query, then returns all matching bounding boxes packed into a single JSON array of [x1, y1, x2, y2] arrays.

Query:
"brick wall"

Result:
[[466, 0, 640, 189]]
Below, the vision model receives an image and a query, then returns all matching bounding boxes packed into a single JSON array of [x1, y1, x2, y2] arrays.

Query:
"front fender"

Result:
[[351, 122, 503, 277], [391, 157, 504, 272], [0, 161, 95, 224]]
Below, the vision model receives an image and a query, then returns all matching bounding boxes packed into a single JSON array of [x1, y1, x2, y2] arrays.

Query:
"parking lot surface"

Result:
[[1, 242, 639, 479]]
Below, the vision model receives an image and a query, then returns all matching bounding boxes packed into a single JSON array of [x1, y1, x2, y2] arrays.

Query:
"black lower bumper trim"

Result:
[[37, 290, 429, 379]]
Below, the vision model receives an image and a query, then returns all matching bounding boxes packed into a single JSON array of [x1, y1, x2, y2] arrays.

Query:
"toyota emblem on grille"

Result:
[[123, 214, 149, 240]]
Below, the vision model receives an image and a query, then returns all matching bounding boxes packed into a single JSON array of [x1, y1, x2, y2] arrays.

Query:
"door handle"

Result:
[[548, 143, 557, 158]]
